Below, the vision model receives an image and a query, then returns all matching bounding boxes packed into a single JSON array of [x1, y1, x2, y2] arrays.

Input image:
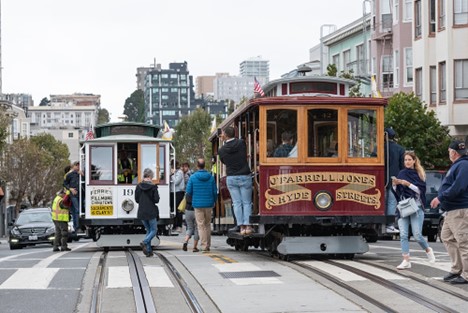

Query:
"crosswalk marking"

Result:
[[107, 266, 133, 288], [299, 261, 367, 282], [144, 266, 174, 287], [0, 268, 59, 289]]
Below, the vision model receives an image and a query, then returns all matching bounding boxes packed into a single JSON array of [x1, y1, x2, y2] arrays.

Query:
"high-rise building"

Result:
[[240, 56, 270, 82], [144, 62, 195, 127]]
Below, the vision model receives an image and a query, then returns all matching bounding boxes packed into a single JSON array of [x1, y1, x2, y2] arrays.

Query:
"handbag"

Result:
[[177, 196, 186, 213], [397, 197, 419, 218]]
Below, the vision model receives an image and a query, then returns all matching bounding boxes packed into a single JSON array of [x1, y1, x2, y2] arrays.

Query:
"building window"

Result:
[[439, 61, 447, 103], [404, 0, 413, 21], [394, 50, 400, 87], [430, 0, 436, 34], [415, 68, 423, 98], [343, 50, 351, 72], [332, 54, 340, 71], [438, 0, 446, 29], [454, 59, 468, 101], [68, 132, 74, 138], [356, 44, 365, 74], [430, 66, 437, 105], [394, 0, 399, 23], [415, 0, 422, 37], [454, 0, 468, 25], [405, 48, 413, 85], [382, 55, 394, 89], [381, 0, 392, 30]]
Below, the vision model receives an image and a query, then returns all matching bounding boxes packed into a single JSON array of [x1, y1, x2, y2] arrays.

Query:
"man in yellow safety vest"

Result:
[[52, 190, 71, 252], [118, 150, 134, 183]]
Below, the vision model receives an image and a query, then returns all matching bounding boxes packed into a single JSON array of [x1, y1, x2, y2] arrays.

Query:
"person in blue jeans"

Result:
[[218, 126, 253, 235], [135, 168, 160, 257], [392, 151, 435, 269]]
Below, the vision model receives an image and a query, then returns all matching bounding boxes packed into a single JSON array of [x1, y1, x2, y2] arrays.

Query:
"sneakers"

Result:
[[140, 241, 148, 256], [182, 242, 188, 251], [146, 252, 154, 257], [396, 260, 411, 270], [61, 247, 71, 252], [192, 248, 199, 252], [426, 247, 436, 263], [385, 225, 400, 233], [52, 247, 60, 252], [443, 272, 461, 282]]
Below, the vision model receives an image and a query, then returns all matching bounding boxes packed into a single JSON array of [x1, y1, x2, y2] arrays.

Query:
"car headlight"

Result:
[[122, 199, 135, 213], [46, 227, 55, 234], [11, 228, 21, 236]]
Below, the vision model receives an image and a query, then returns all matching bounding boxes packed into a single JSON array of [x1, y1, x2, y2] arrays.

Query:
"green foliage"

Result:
[[385, 92, 452, 169], [123, 90, 145, 122], [0, 109, 10, 154], [173, 108, 213, 167], [0, 135, 71, 211], [326, 64, 337, 77], [97, 108, 110, 125]]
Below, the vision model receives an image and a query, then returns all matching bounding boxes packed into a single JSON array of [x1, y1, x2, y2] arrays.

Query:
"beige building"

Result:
[[195, 75, 216, 98], [413, 0, 468, 138]]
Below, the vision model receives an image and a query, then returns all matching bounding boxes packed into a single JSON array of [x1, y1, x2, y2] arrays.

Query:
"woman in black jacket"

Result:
[[135, 168, 160, 257]]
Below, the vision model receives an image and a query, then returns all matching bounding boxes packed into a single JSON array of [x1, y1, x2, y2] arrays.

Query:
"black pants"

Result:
[[170, 191, 185, 228], [53, 220, 69, 249]]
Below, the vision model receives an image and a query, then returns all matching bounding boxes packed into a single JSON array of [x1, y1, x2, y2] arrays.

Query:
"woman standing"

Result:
[[135, 168, 160, 257], [392, 151, 436, 269]]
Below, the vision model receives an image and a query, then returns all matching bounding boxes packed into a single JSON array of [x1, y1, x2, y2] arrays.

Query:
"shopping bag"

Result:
[[178, 196, 186, 213]]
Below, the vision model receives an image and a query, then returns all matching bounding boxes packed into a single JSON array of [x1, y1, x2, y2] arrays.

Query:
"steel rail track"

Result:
[[126, 249, 157, 313], [325, 260, 457, 313], [90, 251, 108, 313], [156, 252, 204, 313], [357, 259, 468, 302]]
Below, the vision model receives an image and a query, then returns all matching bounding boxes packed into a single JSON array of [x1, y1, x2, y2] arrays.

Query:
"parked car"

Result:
[[422, 170, 446, 242], [8, 208, 55, 250]]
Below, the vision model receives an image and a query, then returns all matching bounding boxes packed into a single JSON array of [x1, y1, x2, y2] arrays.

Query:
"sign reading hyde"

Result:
[[265, 172, 381, 210]]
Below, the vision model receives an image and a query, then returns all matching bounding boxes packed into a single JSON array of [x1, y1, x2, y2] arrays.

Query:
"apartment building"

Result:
[[413, 0, 468, 137]]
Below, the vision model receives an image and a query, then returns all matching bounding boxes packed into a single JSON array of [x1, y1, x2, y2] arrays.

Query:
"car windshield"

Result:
[[16, 211, 51, 225]]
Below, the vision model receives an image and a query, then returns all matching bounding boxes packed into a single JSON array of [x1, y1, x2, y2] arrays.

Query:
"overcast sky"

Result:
[[2, 0, 366, 121]]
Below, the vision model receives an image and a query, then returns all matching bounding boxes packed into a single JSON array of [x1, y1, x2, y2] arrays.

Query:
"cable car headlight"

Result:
[[314, 191, 333, 211], [122, 199, 135, 213]]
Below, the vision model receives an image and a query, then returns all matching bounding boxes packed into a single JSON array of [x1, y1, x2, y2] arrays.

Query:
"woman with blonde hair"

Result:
[[392, 151, 435, 269]]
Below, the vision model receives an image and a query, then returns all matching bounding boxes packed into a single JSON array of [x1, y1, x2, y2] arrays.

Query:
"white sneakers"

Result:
[[426, 247, 436, 263], [385, 225, 400, 233], [397, 248, 436, 270], [397, 260, 411, 269]]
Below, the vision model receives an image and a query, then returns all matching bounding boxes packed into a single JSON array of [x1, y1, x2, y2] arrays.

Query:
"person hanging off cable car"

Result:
[[118, 150, 134, 184]]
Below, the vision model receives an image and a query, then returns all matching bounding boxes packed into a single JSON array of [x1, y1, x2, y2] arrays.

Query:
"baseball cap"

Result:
[[449, 140, 466, 154]]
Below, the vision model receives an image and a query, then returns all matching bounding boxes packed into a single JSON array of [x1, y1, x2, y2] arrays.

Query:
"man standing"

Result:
[[64, 161, 83, 233], [218, 126, 253, 235], [431, 140, 468, 284], [385, 128, 405, 233], [118, 150, 133, 183], [51, 190, 71, 252], [185, 158, 217, 252]]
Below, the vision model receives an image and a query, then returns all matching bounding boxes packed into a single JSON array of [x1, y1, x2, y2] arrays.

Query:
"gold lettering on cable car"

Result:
[[265, 172, 380, 210]]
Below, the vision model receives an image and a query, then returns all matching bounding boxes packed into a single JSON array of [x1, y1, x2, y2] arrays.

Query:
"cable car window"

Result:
[[348, 109, 377, 158], [266, 109, 297, 158], [308, 109, 338, 157], [159, 145, 166, 182], [90, 146, 114, 183], [141, 144, 158, 183]]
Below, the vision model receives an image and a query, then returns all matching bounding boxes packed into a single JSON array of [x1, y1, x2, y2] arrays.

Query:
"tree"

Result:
[[39, 97, 50, 106], [173, 108, 212, 166], [385, 92, 452, 169], [29, 134, 70, 206], [97, 108, 110, 125], [123, 90, 145, 122], [326, 64, 338, 77], [0, 106, 11, 154]]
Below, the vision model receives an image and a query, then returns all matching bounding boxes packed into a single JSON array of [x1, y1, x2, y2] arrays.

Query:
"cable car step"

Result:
[[277, 236, 369, 255]]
